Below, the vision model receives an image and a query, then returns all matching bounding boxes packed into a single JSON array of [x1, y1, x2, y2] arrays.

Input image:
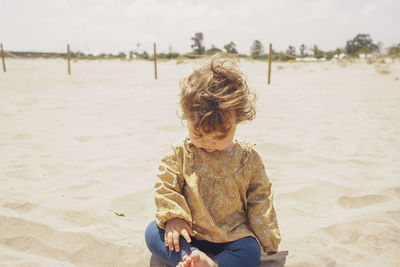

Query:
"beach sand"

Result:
[[0, 58, 399, 266]]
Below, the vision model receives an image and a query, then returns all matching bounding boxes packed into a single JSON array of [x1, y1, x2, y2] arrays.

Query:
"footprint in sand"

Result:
[[109, 188, 154, 220], [2, 201, 38, 213], [338, 194, 390, 209], [385, 187, 400, 198]]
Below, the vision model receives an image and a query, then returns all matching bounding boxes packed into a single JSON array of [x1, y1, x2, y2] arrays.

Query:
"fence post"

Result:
[[1, 43, 6, 72], [153, 43, 158, 80], [67, 44, 71, 75], [268, 43, 272, 85]]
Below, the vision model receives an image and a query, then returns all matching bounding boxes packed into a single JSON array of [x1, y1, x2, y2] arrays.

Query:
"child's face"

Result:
[[187, 120, 237, 153]]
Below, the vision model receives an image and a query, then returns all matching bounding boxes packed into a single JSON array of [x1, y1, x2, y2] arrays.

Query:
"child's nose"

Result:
[[202, 137, 215, 146]]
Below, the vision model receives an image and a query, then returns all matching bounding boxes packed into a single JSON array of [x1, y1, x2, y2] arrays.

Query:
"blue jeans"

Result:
[[145, 220, 261, 267]]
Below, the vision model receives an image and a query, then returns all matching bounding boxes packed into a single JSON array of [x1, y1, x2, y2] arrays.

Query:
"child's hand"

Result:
[[165, 218, 195, 252]]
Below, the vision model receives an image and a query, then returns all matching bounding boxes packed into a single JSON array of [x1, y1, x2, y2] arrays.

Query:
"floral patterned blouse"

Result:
[[154, 137, 281, 252]]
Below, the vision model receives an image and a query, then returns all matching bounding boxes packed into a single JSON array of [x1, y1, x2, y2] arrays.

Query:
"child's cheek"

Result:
[[191, 138, 202, 149]]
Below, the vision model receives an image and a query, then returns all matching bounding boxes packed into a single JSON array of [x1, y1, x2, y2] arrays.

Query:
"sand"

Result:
[[0, 58, 399, 266]]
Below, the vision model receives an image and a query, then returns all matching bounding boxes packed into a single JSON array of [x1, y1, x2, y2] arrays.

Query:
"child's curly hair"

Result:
[[179, 54, 256, 135]]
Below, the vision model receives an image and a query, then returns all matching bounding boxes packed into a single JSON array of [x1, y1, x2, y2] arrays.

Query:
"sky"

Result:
[[1, 0, 399, 55]]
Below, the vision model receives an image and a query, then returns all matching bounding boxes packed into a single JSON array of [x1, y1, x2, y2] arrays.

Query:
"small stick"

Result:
[[1, 43, 6, 72], [268, 43, 272, 85], [153, 43, 158, 80], [67, 44, 71, 75]]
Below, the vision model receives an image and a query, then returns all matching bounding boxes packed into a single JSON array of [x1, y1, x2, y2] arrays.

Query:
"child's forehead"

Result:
[[189, 126, 225, 136], [187, 120, 234, 135]]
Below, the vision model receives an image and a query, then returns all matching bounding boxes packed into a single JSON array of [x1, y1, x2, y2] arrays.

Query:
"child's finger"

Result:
[[173, 231, 180, 252], [167, 232, 174, 251], [185, 225, 195, 236], [181, 229, 192, 243]]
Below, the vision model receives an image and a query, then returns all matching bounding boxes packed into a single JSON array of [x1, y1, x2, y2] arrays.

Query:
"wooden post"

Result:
[[1, 43, 6, 72], [153, 43, 158, 80], [268, 43, 272, 85], [67, 44, 71, 75]]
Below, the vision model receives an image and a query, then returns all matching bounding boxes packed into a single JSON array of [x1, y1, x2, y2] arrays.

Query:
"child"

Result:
[[145, 54, 281, 267]]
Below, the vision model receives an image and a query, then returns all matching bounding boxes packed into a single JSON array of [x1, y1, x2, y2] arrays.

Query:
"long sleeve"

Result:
[[154, 146, 192, 229], [246, 150, 281, 253]]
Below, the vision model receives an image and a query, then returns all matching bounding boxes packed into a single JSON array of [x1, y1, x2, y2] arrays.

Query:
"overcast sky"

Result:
[[1, 0, 399, 55]]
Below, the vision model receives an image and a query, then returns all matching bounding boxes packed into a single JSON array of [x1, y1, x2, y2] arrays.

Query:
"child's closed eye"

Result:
[[192, 133, 202, 139], [215, 134, 227, 140]]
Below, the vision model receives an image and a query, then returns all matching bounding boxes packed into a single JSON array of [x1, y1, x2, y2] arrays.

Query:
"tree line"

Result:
[[4, 33, 400, 61], [74, 32, 400, 61], [187, 32, 399, 61]]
